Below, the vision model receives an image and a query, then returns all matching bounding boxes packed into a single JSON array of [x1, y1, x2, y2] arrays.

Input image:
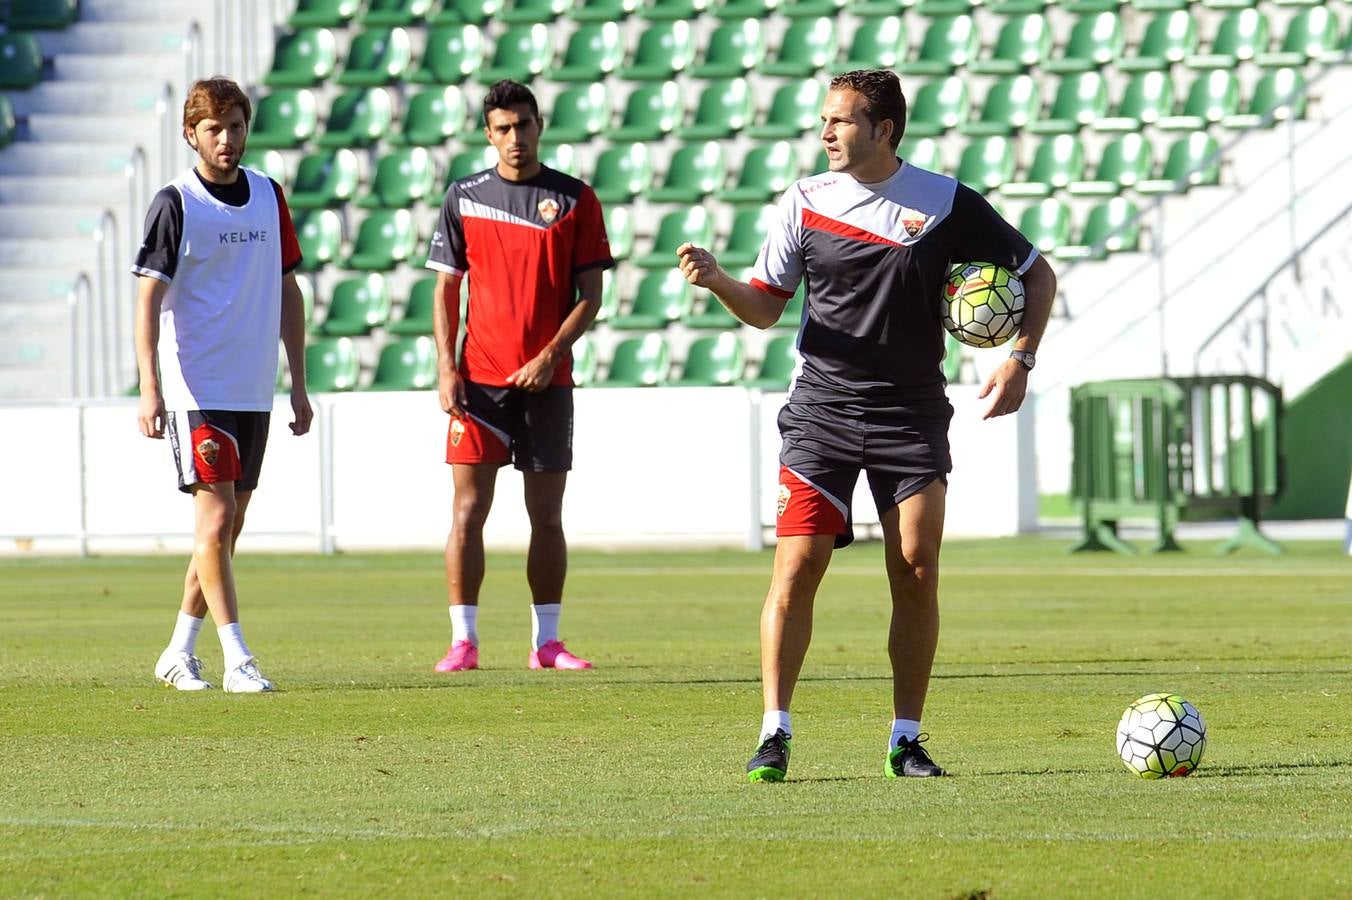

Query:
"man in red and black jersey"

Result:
[[425, 80, 613, 673], [679, 70, 1058, 781]]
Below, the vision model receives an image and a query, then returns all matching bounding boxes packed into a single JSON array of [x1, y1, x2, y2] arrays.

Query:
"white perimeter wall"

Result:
[[0, 386, 1036, 554]]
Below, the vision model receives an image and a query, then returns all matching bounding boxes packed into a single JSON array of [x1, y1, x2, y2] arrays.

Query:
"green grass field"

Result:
[[2, 538, 1350, 898]]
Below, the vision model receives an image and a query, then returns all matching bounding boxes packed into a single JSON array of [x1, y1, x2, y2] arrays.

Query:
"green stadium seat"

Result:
[[500, 0, 572, 23], [683, 295, 741, 329], [289, 0, 360, 27], [1118, 10, 1197, 72], [954, 136, 1016, 192], [241, 149, 288, 184], [358, 147, 438, 208], [550, 22, 624, 82], [676, 78, 755, 140], [830, 14, 908, 74], [544, 83, 610, 143], [1128, 0, 1184, 11], [960, 74, 1039, 136], [361, 0, 435, 24], [899, 136, 942, 170], [343, 209, 421, 270], [1027, 71, 1109, 135], [897, 15, 977, 75], [1319, 23, 1352, 64], [1199, 0, 1253, 7], [0, 33, 44, 89], [541, 143, 579, 177], [410, 24, 485, 83], [1139, 131, 1220, 193], [746, 78, 825, 139], [720, 141, 799, 203], [903, 76, 969, 138], [393, 86, 467, 146], [713, 205, 778, 267], [969, 13, 1051, 75], [1043, 12, 1123, 73], [591, 143, 653, 204], [265, 28, 338, 87], [602, 333, 669, 387], [306, 337, 360, 392], [648, 141, 726, 203], [0, 95, 17, 150], [1055, 197, 1141, 259], [1015, 197, 1072, 254], [288, 149, 362, 210], [743, 333, 797, 390], [719, 0, 780, 16], [603, 206, 635, 260], [7, 0, 78, 28], [571, 334, 599, 386], [388, 277, 437, 336], [336, 27, 413, 86], [673, 332, 745, 386], [594, 269, 621, 321], [611, 81, 683, 141], [571, 0, 640, 20], [621, 21, 696, 80], [613, 267, 697, 328], [1000, 134, 1084, 198], [640, 0, 710, 19], [1222, 67, 1306, 129], [295, 211, 344, 272], [634, 206, 715, 268], [248, 89, 320, 149], [429, 0, 503, 24], [1094, 70, 1173, 132], [317, 87, 394, 148], [447, 145, 499, 184], [315, 273, 393, 336], [759, 17, 837, 77], [367, 336, 438, 390], [780, 0, 846, 16], [1157, 70, 1240, 131], [1186, 9, 1267, 69], [1257, 7, 1340, 68], [1068, 133, 1154, 195], [692, 19, 766, 78], [479, 23, 553, 84]]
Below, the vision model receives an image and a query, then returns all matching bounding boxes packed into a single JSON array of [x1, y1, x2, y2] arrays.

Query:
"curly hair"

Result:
[[828, 69, 907, 150]]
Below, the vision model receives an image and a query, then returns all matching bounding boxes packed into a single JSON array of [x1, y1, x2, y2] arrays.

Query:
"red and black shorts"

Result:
[[446, 381, 573, 472], [167, 410, 270, 494], [776, 398, 953, 549]]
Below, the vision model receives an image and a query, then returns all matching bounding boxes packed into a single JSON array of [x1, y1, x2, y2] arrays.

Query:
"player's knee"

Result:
[[452, 495, 493, 530]]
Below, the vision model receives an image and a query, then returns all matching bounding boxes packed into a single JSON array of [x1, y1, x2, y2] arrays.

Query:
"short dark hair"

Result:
[[482, 79, 540, 126], [828, 69, 906, 150]]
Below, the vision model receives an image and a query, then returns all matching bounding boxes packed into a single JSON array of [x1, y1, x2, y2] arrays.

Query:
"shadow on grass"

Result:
[[1199, 759, 1352, 777]]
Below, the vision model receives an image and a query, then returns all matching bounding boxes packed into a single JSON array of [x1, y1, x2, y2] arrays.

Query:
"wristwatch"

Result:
[[1009, 349, 1036, 371]]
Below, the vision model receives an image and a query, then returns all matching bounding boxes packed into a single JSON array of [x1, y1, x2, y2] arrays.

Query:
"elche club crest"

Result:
[[450, 419, 466, 447], [537, 198, 560, 223], [899, 206, 929, 238], [196, 438, 219, 466], [777, 484, 791, 517]]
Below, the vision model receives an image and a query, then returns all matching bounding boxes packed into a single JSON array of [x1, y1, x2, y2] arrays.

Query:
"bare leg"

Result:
[[189, 482, 241, 627], [522, 471, 567, 606], [446, 463, 498, 607], [760, 534, 835, 713], [879, 479, 946, 721], [180, 490, 252, 618]]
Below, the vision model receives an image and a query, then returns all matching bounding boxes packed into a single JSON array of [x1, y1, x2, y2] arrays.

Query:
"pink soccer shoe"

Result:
[[434, 640, 479, 672], [529, 640, 592, 670]]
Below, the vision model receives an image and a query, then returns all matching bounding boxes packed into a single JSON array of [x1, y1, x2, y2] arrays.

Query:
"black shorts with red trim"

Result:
[[446, 381, 573, 472], [776, 398, 953, 548], [167, 410, 270, 494]]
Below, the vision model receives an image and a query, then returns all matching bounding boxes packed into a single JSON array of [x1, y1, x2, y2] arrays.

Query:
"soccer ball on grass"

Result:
[[1116, 692, 1207, 779], [940, 261, 1025, 348]]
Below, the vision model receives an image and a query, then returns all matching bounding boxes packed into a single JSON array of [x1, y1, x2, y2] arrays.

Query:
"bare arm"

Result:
[[676, 242, 790, 330], [507, 266, 604, 392], [280, 271, 313, 435], [432, 270, 466, 417], [134, 275, 168, 438], [979, 254, 1058, 420]]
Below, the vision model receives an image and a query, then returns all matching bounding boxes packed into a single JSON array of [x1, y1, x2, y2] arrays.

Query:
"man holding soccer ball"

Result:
[[677, 69, 1057, 781]]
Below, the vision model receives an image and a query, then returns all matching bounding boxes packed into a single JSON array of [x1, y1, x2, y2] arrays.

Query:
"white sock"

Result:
[[761, 710, 792, 741], [449, 605, 478, 646], [167, 611, 204, 655], [890, 718, 921, 749], [217, 622, 253, 671], [530, 603, 561, 650]]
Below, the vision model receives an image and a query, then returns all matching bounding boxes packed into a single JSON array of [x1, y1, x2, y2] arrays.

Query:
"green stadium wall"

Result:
[[1269, 357, 1352, 519]]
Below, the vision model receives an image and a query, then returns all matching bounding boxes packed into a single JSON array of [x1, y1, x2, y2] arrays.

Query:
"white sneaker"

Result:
[[223, 658, 274, 693], [155, 649, 213, 691]]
